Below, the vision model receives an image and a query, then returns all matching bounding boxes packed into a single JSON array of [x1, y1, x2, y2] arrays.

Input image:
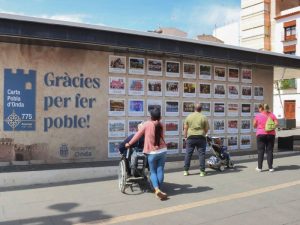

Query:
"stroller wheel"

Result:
[[228, 161, 234, 168], [219, 165, 225, 172]]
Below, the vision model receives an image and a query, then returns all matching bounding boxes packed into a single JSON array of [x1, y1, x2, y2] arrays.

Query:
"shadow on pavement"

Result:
[[0, 202, 111, 225], [275, 165, 300, 171], [164, 182, 213, 196], [205, 165, 248, 176]]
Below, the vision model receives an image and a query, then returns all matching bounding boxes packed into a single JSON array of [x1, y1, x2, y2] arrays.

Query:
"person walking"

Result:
[[253, 103, 278, 172], [183, 103, 209, 176], [125, 108, 168, 200]]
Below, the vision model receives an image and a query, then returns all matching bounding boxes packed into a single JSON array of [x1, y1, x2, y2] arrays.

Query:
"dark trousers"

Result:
[[184, 137, 206, 171], [257, 134, 275, 169]]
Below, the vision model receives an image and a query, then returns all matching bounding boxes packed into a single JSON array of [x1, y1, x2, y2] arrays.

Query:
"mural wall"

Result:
[[0, 42, 273, 165]]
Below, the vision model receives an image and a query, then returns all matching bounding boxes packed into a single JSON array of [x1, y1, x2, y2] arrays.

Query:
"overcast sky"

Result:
[[0, 0, 241, 37]]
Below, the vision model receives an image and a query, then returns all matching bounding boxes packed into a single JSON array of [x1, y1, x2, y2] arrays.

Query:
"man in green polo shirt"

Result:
[[183, 103, 209, 176]]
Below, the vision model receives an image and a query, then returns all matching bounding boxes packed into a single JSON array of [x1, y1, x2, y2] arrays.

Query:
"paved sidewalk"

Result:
[[0, 149, 299, 190]]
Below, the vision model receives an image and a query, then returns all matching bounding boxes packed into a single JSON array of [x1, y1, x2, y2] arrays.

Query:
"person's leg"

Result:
[[196, 138, 207, 172], [184, 139, 195, 172], [148, 153, 167, 200], [257, 135, 266, 169], [156, 151, 167, 188], [147, 154, 159, 189], [266, 135, 275, 170]]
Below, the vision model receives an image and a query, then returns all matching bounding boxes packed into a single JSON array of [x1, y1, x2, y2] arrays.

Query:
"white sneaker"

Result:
[[256, 167, 262, 172], [269, 168, 274, 172]]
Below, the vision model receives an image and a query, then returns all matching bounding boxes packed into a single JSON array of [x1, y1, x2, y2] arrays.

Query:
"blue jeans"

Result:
[[184, 137, 206, 171], [147, 151, 167, 189]]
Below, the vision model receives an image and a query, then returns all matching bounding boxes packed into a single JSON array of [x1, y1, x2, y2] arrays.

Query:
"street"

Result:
[[0, 154, 300, 225]]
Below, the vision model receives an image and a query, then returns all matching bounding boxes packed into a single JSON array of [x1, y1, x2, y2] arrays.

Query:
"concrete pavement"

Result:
[[0, 154, 300, 225]]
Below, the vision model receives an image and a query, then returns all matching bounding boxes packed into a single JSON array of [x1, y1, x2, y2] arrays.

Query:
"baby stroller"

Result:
[[206, 136, 234, 171], [118, 147, 150, 193]]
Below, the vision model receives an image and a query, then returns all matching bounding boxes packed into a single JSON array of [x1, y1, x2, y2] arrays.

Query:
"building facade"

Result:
[[0, 14, 299, 166], [213, 0, 300, 127]]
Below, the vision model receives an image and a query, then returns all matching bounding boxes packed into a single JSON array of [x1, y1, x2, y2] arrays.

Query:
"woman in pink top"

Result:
[[253, 104, 278, 172], [126, 108, 168, 200]]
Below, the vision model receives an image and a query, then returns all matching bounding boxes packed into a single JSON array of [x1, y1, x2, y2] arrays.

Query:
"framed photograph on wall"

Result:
[[147, 79, 162, 96], [183, 63, 196, 79], [241, 119, 251, 133], [182, 101, 195, 116], [147, 59, 162, 76], [200, 102, 211, 116], [109, 77, 126, 95], [241, 69, 252, 83], [228, 84, 239, 99], [128, 78, 144, 96], [165, 100, 179, 117], [227, 135, 238, 150], [128, 99, 144, 116], [240, 135, 251, 149], [214, 102, 225, 116], [228, 68, 239, 82], [183, 82, 196, 98], [165, 80, 179, 97], [165, 119, 179, 136], [214, 83, 226, 98], [129, 57, 145, 75], [166, 61, 180, 77], [108, 120, 126, 137], [109, 55, 126, 74], [147, 99, 162, 116], [254, 86, 264, 100], [213, 119, 225, 134], [227, 103, 239, 117], [199, 64, 212, 80], [207, 119, 211, 135], [241, 85, 252, 99], [241, 103, 251, 116], [165, 138, 179, 154], [214, 66, 226, 81], [253, 103, 260, 115], [128, 120, 144, 135], [199, 83, 211, 98], [108, 140, 123, 158], [109, 98, 125, 116], [227, 119, 238, 133]]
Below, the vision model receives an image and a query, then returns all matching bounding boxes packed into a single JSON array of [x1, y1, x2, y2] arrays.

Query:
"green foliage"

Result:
[[279, 79, 296, 90]]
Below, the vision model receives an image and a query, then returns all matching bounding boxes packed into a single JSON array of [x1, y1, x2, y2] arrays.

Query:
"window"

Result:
[[285, 26, 296, 37]]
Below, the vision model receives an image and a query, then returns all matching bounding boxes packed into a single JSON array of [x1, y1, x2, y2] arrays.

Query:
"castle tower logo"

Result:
[[3, 69, 36, 131]]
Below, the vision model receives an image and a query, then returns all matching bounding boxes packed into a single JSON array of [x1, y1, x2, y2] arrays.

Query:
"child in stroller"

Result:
[[206, 136, 234, 171]]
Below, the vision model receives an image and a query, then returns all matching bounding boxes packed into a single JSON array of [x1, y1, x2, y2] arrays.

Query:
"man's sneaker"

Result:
[[269, 168, 275, 172], [256, 167, 262, 172], [183, 171, 189, 176], [200, 171, 206, 177]]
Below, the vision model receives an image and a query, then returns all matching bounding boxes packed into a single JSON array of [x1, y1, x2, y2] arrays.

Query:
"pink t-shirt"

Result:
[[128, 120, 166, 154], [254, 112, 277, 136]]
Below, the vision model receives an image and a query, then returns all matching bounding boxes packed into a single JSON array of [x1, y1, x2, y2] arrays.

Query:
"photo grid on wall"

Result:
[[108, 55, 262, 157]]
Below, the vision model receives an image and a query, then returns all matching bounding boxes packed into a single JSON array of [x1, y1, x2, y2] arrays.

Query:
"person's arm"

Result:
[[126, 124, 146, 148], [183, 124, 189, 139], [119, 135, 134, 154], [253, 116, 258, 128]]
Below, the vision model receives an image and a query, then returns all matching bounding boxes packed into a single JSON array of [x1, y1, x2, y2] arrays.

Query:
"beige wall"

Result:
[[0, 42, 274, 164]]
